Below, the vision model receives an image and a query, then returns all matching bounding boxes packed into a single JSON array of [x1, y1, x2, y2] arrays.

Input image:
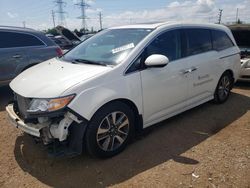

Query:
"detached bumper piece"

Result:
[[6, 103, 88, 157], [47, 122, 87, 157], [6, 104, 46, 137]]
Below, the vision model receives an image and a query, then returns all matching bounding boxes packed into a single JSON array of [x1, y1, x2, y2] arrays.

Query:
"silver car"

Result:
[[0, 26, 62, 87]]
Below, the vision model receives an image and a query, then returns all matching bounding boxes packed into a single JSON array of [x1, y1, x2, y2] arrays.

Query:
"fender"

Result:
[[67, 72, 143, 121]]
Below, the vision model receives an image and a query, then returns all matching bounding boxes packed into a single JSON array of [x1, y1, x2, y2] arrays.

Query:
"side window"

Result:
[[0, 31, 44, 48], [125, 30, 181, 74], [212, 30, 234, 51], [146, 30, 181, 61], [184, 29, 212, 56], [126, 57, 142, 74]]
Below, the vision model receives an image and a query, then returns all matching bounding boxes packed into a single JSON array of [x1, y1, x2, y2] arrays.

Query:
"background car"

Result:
[[0, 26, 62, 87], [48, 35, 74, 50], [229, 24, 250, 58], [56, 25, 82, 48], [229, 24, 250, 81], [239, 58, 250, 81]]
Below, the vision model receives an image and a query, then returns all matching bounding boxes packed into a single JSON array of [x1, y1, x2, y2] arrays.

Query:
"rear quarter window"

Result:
[[212, 30, 234, 51], [0, 31, 45, 48], [183, 28, 212, 56]]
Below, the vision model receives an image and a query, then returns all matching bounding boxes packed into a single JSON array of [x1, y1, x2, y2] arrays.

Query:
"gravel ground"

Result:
[[0, 83, 249, 188]]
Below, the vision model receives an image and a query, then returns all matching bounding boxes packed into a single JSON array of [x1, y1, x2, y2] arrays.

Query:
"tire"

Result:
[[213, 72, 233, 104], [85, 101, 135, 158]]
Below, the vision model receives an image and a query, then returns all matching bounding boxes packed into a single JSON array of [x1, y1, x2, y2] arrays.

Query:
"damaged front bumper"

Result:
[[6, 104, 46, 137], [6, 103, 88, 157]]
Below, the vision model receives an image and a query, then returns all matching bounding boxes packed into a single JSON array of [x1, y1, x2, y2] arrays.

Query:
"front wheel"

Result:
[[85, 101, 135, 158], [214, 72, 233, 104]]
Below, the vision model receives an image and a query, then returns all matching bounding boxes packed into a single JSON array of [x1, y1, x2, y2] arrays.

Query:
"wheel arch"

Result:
[[215, 69, 235, 92], [90, 98, 143, 133], [224, 69, 234, 82]]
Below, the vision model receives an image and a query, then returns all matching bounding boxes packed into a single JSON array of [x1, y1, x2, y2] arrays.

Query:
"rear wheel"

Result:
[[214, 72, 233, 104], [85, 101, 135, 158]]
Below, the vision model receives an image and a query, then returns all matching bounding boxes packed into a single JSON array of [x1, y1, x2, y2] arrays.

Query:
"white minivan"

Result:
[[6, 22, 240, 158]]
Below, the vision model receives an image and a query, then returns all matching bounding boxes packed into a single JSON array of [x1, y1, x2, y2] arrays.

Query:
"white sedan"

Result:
[[239, 58, 250, 81]]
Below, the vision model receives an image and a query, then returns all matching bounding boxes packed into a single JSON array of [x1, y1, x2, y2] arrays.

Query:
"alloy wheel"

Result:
[[218, 75, 231, 101], [96, 111, 130, 151]]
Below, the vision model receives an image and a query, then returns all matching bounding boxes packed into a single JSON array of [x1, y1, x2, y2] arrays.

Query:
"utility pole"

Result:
[[75, 0, 89, 32], [22, 21, 26, 28], [218, 9, 223, 24], [55, 0, 67, 26], [236, 8, 239, 23], [51, 10, 56, 28], [99, 12, 103, 30]]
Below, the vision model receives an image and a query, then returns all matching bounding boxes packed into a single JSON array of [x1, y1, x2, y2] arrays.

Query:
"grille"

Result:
[[15, 94, 31, 119]]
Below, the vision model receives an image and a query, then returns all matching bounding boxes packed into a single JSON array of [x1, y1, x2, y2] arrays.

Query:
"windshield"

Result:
[[62, 28, 153, 66]]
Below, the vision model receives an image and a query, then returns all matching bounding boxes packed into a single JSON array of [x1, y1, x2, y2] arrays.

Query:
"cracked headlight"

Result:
[[27, 95, 75, 113]]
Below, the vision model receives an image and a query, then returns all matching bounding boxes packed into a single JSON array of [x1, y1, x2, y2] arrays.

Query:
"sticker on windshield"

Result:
[[112, 43, 135, 54]]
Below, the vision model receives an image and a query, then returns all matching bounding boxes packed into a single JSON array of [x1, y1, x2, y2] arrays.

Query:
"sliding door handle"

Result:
[[180, 69, 190, 75]]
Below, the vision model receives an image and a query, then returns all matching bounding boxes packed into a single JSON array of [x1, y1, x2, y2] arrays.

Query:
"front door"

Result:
[[0, 48, 27, 84], [0, 31, 28, 84], [140, 29, 191, 127]]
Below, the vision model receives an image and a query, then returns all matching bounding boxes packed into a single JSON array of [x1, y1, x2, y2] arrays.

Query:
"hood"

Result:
[[10, 58, 111, 98]]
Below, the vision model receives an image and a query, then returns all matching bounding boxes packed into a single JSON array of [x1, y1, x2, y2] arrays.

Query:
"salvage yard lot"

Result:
[[0, 83, 249, 188]]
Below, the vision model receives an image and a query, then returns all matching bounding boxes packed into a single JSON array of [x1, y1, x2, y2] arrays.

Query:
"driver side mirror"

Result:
[[145, 54, 169, 68]]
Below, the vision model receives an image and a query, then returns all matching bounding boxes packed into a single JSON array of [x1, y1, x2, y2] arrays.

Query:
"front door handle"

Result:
[[12, 54, 22, 59], [180, 69, 191, 75]]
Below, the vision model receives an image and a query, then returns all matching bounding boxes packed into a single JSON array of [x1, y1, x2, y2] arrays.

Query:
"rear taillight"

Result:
[[56, 47, 63, 57]]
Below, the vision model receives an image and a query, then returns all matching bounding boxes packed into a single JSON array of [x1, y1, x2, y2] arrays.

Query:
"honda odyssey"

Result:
[[6, 22, 241, 158]]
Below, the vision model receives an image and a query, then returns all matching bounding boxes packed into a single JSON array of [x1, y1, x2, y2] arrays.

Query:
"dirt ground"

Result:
[[0, 83, 249, 188]]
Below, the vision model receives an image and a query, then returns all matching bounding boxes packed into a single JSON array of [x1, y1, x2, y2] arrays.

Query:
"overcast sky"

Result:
[[0, 0, 249, 31]]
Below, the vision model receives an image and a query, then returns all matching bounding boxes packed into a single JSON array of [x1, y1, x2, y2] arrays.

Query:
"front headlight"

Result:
[[27, 95, 75, 113]]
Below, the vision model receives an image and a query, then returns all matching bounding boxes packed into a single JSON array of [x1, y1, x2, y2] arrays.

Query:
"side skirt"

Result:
[[143, 95, 214, 129]]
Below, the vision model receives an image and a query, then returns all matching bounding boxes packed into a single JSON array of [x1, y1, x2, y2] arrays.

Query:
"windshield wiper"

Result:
[[72, 59, 107, 66]]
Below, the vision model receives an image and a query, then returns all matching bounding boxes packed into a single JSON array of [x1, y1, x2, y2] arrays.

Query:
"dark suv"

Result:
[[0, 26, 62, 87], [229, 24, 250, 58]]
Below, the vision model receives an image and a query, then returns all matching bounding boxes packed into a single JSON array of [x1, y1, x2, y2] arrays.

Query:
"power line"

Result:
[[75, 0, 90, 31], [55, 0, 67, 26]]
